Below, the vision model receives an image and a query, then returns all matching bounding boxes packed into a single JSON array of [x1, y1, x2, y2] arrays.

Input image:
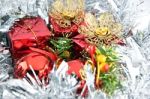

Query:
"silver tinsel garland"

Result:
[[0, 0, 150, 98]]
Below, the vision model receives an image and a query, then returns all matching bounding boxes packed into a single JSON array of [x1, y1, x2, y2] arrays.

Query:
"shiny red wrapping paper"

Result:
[[8, 16, 51, 59], [14, 47, 57, 80]]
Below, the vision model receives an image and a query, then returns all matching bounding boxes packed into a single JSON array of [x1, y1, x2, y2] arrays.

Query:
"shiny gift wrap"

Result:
[[14, 47, 57, 80], [8, 16, 51, 59]]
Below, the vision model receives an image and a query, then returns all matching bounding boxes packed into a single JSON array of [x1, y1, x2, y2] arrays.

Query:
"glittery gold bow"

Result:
[[49, 0, 85, 28]]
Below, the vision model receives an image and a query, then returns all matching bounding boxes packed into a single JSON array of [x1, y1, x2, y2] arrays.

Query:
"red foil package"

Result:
[[14, 47, 57, 80], [8, 16, 51, 59]]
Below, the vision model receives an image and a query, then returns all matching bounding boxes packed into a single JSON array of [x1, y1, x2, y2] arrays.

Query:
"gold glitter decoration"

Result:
[[49, 0, 85, 28], [78, 12, 122, 46]]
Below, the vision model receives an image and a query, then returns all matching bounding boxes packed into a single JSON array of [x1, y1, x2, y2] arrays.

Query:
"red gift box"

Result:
[[8, 16, 51, 59]]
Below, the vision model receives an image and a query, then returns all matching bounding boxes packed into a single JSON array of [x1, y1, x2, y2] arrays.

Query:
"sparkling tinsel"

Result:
[[0, 0, 150, 99]]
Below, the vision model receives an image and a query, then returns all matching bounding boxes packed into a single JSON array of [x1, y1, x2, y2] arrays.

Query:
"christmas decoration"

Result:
[[8, 16, 51, 59], [78, 12, 123, 46], [0, 0, 150, 99], [14, 47, 57, 81], [49, 0, 85, 35]]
